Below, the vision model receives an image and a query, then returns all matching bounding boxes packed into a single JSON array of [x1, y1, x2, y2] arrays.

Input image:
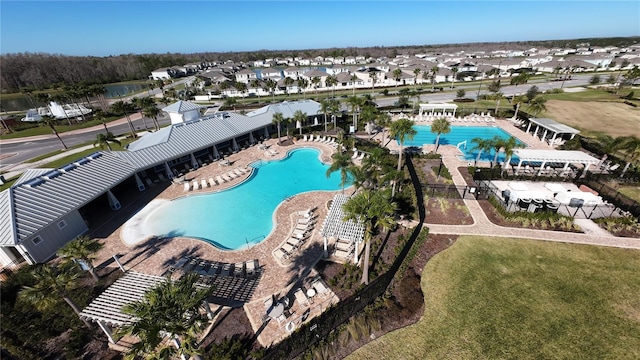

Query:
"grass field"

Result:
[[618, 186, 640, 202], [347, 236, 640, 360], [524, 88, 640, 138]]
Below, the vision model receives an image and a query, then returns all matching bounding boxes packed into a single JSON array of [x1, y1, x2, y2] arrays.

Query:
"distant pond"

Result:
[[0, 82, 150, 112]]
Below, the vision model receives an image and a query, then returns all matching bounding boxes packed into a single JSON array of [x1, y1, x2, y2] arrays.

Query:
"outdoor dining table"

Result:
[[306, 288, 316, 298]]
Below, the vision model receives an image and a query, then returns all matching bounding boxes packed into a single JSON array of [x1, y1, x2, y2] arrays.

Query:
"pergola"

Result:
[[319, 194, 364, 264], [524, 118, 580, 147], [418, 103, 458, 118], [80, 271, 167, 344], [512, 149, 601, 177]]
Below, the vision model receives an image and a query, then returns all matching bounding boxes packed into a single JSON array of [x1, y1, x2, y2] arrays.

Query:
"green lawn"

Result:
[[618, 186, 640, 203], [348, 236, 640, 360], [1, 115, 126, 139]]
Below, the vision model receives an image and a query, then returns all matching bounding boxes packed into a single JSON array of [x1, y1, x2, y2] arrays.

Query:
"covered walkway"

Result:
[[524, 118, 580, 147], [512, 149, 601, 177]]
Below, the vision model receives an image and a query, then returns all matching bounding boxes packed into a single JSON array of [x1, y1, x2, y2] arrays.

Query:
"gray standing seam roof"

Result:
[[0, 190, 16, 246], [8, 152, 137, 243]]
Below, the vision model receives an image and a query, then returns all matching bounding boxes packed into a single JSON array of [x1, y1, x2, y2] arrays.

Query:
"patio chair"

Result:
[[208, 176, 217, 187], [312, 279, 330, 297], [207, 262, 221, 276], [220, 263, 232, 277], [274, 248, 289, 262], [294, 288, 310, 306], [233, 262, 245, 277], [183, 182, 192, 192], [245, 259, 258, 277], [201, 178, 208, 189], [216, 175, 226, 184]]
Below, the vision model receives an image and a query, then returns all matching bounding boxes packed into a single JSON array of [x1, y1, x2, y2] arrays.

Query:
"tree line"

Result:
[[2, 36, 638, 93]]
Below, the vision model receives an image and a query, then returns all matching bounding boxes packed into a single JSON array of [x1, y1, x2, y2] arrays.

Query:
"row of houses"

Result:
[[0, 100, 323, 267]]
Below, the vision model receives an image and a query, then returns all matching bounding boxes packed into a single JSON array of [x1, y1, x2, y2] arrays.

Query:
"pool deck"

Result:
[[92, 138, 342, 347], [90, 117, 605, 349]]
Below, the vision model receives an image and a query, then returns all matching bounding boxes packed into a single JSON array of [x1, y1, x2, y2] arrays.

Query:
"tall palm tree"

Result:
[[250, 79, 262, 103], [430, 117, 451, 153], [44, 117, 68, 149], [19, 262, 92, 329], [57, 235, 104, 281], [272, 112, 284, 144], [413, 68, 421, 90], [501, 136, 523, 173], [116, 273, 213, 360], [430, 65, 439, 92], [527, 95, 547, 117], [132, 97, 154, 131], [471, 137, 492, 165], [311, 76, 321, 96], [369, 72, 378, 95], [389, 118, 416, 197], [111, 100, 137, 138], [235, 82, 248, 98], [350, 74, 359, 95], [489, 135, 506, 167], [510, 72, 531, 101], [347, 95, 364, 130], [293, 110, 307, 136], [283, 77, 294, 96], [326, 152, 354, 194], [450, 67, 458, 89], [320, 98, 331, 132], [94, 132, 121, 151], [342, 189, 396, 284], [511, 95, 529, 120], [392, 68, 402, 87], [297, 78, 309, 99], [142, 105, 161, 131], [376, 111, 392, 146]]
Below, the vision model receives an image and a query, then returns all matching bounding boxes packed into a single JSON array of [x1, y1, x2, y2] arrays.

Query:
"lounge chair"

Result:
[[245, 259, 258, 277], [287, 237, 302, 248], [220, 263, 232, 276], [335, 241, 352, 251], [227, 171, 237, 179], [334, 249, 351, 259], [313, 280, 329, 296], [207, 262, 220, 276], [274, 248, 289, 261], [281, 242, 295, 254], [183, 182, 191, 192], [201, 178, 208, 188], [356, 152, 365, 161], [233, 262, 245, 277], [351, 151, 359, 159], [302, 134, 308, 141], [216, 175, 226, 184], [234, 168, 244, 176], [182, 258, 198, 273], [192, 180, 200, 190], [292, 229, 308, 238], [294, 288, 310, 306], [208, 176, 217, 187], [222, 173, 233, 182]]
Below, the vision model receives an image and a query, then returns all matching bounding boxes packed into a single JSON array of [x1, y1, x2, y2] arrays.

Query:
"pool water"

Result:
[[144, 148, 348, 250], [401, 126, 523, 162]]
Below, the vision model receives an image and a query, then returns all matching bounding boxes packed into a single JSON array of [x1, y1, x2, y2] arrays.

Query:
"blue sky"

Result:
[[1, 1, 638, 56]]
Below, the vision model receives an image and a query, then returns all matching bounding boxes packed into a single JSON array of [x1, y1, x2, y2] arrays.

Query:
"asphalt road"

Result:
[[1, 74, 592, 168], [1, 112, 172, 167]]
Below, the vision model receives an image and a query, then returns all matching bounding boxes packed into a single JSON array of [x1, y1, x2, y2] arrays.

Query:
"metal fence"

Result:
[[262, 156, 427, 359], [422, 183, 480, 200]]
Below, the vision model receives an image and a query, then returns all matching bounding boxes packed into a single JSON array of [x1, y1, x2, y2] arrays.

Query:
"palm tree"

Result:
[[342, 189, 396, 284], [450, 67, 458, 89], [350, 74, 359, 95], [57, 235, 104, 281], [501, 136, 523, 173], [272, 112, 284, 144], [430, 65, 439, 92], [413, 68, 421, 90], [512, 95, 529, 120], [132, 97, 154, 131], [376, 111, 392, 146], [527, 95, 547, 117], [430, 117, 451, 153], [326, 152, 354, 194], [235, 82, 247, 98], [283, 77, 294, 96], [389, 118, 416, 197], [510, 72, 531, 101], [19, 262, 92, 329], [111, 100, 137, 138], [392, 68, 402, 87], [369, 72, 378, 95], [250, 79, 262, 103], [293, 110, 307, 136], [320, 98, 331, 132], [489, 135, 506, 167], [471, 137, 492, 165], [142, 105, 161, 131], [347, 95, 364, 130], [40, 115, 67, 149], [298, 78, 309, 99], [311, 76, 321, 96], [116, 273, 213, 360], [94, 132, 121, 151]]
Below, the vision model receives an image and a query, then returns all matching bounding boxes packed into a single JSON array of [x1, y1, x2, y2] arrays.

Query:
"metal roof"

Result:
[[80, 271, 166, 326], [245, 100, 321, 120], [528, 118, 581, 135], [116, 112, 270, 169], [0, 190, 16, 246], [14, 168, 55, 186], [513, 149, 600, 164], [9, 152, 137, 243], [162, 100, 202, 114]]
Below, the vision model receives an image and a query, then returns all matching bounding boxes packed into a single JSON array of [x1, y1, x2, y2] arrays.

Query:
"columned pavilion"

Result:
[[524, 118, 580, 147]]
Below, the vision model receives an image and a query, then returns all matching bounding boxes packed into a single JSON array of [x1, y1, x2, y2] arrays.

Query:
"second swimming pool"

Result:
[[400, 125, 523, 162], [144, 148, 348, 250]]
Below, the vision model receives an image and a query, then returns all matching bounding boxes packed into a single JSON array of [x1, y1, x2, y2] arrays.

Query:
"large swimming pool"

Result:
[[144, 148, 348, 250], [400, 126, 523, 162]]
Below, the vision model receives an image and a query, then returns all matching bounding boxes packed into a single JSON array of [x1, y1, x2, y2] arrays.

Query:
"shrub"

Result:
[[545, 88, 565, 94]]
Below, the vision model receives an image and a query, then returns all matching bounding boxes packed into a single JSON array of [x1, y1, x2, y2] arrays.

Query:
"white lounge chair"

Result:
[[183, 182, 191, 192], [282, 242, 295, 253], [356, 152, 365, 161], [192, 180, 200, 190], [351, 151, 359, 159], [216, 175, 226, 184], [234, 168, 244, 176], [201, 178, 208, 189], [227, 171, 237, 179], [313, 279, 330, 297], [274, 248, 288, 261], [294, 288, 310, 306], [303, 134, 308, 141], [209, 176, 217, 187]]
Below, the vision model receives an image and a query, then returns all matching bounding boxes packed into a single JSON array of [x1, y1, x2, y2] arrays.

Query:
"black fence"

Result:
[[262, 156, 426, 360], [577, 178, 640, 218], [422, 183, 480, 200]]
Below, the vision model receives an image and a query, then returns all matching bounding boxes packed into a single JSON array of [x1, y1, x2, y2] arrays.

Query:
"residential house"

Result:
[[235, 69, 258, 84]]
